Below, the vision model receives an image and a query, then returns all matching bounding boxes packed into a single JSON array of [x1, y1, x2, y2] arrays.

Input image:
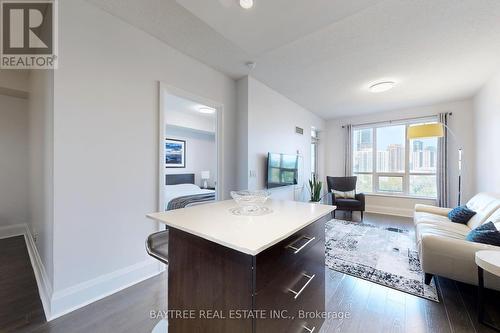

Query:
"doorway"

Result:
[[158, 83, 223, 212]]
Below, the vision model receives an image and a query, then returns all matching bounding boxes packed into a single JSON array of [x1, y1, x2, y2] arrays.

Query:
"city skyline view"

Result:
[[352, 124, 438, 197]]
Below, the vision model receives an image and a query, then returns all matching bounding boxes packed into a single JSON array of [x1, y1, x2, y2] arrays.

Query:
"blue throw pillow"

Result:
[[466, 222, 500, 246], [448, 205, 476, 224]]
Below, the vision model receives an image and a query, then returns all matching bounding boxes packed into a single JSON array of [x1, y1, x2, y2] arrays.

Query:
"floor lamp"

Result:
[[407, 122, 463, 206]]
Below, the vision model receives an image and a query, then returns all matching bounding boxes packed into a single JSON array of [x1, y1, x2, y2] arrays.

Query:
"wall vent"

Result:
[[295, 126, 304, 135]]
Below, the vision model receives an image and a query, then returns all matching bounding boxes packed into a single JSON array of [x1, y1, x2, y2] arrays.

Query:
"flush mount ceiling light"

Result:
[[199, 107, 216, 114], [369, 81, 396, 93], [239, 0, 254, 9]]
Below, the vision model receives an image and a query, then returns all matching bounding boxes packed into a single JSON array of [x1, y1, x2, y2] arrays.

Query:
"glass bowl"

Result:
[[230, 190, 270, 215]]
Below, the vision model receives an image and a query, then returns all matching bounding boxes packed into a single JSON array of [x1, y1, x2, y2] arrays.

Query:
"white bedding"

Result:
[[165, 183, 215, 210]]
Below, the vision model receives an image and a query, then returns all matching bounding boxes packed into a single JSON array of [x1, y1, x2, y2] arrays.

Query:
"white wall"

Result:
[[0, 69, 29, 98], [165, 125, 216, 187], [237, 76, 326, 201], [325, 99, 475, 216], [0, 94, 29, 227], [28, 70, 54, 292], [236, 77, 249, 190], [49, 0, 237, 317], [474, 71, 500, 193]]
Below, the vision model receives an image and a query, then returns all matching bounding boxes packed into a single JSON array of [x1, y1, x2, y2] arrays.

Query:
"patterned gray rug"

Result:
[[325, 219, 439, 302]]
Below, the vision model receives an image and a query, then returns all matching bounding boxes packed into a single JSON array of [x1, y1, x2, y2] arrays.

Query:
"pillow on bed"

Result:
[[165, 183, 201, 191]]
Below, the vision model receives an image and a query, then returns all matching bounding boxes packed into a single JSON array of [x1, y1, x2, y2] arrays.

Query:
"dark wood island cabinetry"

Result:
[[147, 200, 334, 333]]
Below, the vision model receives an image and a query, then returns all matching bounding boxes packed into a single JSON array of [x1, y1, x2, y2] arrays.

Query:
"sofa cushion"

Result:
[[414, 211, 452, 225], [473, 221, 497, 232], [487, 208, 500, 224], [414, 204, 452, 216], [448, 206, 476, 224], [466, 222, 500, 246], [465, 193, 500, 229], [418, 221, 471, 234], [416, 222, 470, 242], [486, 208, 500, 230]]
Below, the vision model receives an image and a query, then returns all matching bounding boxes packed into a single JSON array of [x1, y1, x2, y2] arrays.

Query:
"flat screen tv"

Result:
[[266, 153, 299, 188]]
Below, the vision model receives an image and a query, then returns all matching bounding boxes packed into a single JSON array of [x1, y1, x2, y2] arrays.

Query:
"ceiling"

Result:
[[88, 0, 500, 119], [165, 93, 216, 119]]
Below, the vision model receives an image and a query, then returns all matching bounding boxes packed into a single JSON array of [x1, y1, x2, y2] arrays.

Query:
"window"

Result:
[[353, 128, 373, 192], [352, 119, 438, 198], [311, 128, 319, 177], [409, 137, 438, 197]]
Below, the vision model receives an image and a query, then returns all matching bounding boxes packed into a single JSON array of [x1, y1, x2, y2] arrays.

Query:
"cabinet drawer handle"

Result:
[[286, 236, 316, 254], [303, 325, 316, 333], [288, 273, 315, 299]]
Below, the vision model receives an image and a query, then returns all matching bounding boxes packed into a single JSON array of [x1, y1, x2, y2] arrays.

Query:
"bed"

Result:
[[165, 174, 215, 211]]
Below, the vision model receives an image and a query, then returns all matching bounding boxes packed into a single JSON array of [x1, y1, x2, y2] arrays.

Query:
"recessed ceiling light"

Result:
[[240, 0, 254, 9], [199, 107, 216, 114], [369, 81, 396, 93]]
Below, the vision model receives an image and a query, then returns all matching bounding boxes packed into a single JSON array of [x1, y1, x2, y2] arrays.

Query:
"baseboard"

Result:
[[49, 259, 164, 320], [0, 223, 26, 239], [1, 223, 165, 321], [366, 205, 414, 218], [23, 225, 53, 320]]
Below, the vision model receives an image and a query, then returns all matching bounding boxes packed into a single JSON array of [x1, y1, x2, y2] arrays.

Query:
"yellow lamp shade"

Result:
[[407, 123, 444, 139]]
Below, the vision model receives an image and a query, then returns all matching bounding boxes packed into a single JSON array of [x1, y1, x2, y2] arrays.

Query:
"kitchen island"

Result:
[[147, 199, 335, 333]]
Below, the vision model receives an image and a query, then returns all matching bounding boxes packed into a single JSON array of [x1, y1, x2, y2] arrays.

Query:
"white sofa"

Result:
[[414, 192, 500, 290]]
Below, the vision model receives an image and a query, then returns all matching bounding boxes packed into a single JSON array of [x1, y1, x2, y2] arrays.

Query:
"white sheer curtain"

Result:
[[344, 124, 353, 176], [437, 113, 449, 207]]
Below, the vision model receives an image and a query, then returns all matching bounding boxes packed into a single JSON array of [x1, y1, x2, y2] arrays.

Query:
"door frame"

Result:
[[158, 82, 224, 212]]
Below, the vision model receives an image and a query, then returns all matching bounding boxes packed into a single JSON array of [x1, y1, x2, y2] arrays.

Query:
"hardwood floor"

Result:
[[2, 213, 500, 333], [24, 274, 166, 333], [320, 211, 500, 333], [0, 236, 45, 332], [0, 236, 166, 333]]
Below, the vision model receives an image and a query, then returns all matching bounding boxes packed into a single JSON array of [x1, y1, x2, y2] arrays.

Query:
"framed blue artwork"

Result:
[[165, 138, 186, 168]]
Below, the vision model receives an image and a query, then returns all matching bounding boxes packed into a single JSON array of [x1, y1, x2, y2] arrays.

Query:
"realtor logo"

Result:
[[1, 0, 57, 68]]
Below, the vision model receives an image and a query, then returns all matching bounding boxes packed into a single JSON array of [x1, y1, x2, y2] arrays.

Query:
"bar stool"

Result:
[[145, 229, 169, 264]]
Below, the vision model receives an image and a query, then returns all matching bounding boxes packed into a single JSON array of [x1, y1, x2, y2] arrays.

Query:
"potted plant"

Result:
[[308, 174, 323, 203]]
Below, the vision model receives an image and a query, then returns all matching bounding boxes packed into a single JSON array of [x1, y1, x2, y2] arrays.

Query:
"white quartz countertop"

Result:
[[147, 199, 335, 256]]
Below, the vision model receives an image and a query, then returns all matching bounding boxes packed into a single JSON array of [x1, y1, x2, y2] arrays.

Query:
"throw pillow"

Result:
[[466, 222, 500, 246], [332, 189, 356, 199], [448, 205, 476, 224]]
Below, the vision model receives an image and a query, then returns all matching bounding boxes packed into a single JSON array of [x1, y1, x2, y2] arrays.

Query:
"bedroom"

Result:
[[162, 90, 219, 211]]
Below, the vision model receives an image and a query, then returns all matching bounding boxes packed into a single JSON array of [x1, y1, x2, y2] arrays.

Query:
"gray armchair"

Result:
[[326, 176, 365, 219]]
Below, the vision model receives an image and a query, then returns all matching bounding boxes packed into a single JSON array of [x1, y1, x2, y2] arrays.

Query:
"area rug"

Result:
[[325, 219, 439, 302]]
